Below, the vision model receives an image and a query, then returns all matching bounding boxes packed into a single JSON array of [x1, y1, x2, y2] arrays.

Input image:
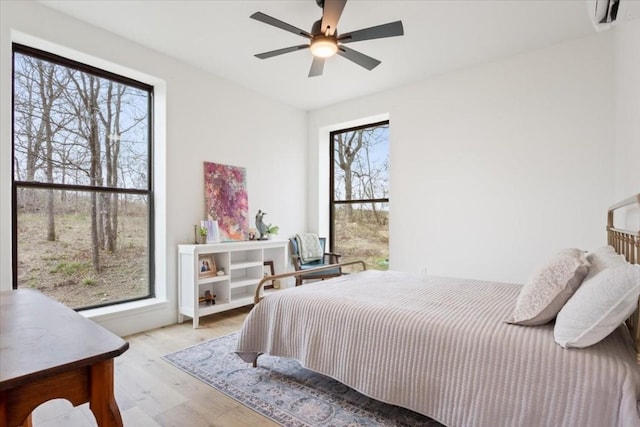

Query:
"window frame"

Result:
[[11, 43, 156, 310], [329, 120, 390, 253]]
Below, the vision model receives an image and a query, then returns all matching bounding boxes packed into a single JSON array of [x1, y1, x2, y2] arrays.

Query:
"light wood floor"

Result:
[[31, 306, 279, 427]]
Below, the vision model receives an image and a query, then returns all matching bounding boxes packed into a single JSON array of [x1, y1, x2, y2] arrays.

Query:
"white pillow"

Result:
[[585, 245, 627, 279], [554, 263, 640, 348]]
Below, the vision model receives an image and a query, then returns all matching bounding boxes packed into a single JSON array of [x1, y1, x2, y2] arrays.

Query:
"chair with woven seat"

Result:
[[290, 234, 342, 286]]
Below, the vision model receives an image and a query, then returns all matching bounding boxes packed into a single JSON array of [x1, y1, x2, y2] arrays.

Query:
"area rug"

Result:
[[162, 332, 443, 427]]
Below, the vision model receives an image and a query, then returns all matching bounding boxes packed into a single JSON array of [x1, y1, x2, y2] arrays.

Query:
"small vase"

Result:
[[194, 225, 207, 244]]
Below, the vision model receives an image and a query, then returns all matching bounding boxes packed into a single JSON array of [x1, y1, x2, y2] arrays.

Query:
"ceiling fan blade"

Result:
[[308, 57, 325, 77], [338, 21, 404, 44], [255, 45, 310, 59], [250, 12, 312, 39], [321, 0, 347, 36], [337, 45, 381, 70]]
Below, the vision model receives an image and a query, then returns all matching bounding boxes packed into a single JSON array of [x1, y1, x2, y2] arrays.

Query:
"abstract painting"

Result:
[[203, 162, 248, 241]]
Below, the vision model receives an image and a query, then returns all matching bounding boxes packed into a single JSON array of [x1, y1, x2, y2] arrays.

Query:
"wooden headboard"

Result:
[[607, 194, 640, 357]]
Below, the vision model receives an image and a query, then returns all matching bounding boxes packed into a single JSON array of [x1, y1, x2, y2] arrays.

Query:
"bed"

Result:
[[236, 195, 640, 427]]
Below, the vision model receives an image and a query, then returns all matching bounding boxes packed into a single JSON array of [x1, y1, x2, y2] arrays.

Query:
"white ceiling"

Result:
[[38, 0, 601, 111]]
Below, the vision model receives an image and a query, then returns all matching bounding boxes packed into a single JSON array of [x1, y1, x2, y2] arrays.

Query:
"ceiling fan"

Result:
[[250, 0, 404, 77]]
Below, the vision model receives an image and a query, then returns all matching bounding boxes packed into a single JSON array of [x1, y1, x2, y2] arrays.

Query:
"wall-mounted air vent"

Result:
[[586, 0, 621, 32]]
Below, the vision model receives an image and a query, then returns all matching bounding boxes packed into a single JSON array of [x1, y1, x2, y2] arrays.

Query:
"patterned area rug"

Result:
[[163, 332, 443, 427]]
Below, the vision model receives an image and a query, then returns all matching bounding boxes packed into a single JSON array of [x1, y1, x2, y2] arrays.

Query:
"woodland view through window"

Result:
[[331, 121, 389, 270], [12, 44, 154, 310]]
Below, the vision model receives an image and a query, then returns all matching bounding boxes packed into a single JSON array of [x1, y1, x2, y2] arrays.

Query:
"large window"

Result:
[[12, 44, 154, 310], [330, 121, 389, 270]]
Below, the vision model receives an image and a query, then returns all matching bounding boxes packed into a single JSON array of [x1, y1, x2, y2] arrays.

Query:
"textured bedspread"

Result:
[[236, 270, 640, 427]]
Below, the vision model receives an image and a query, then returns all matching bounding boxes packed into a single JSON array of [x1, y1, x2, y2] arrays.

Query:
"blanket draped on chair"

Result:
[[295, 233, 323, 263]]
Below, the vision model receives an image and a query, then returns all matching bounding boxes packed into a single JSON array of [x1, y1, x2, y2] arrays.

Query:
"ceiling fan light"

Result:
[[310, 36, 338, 58]]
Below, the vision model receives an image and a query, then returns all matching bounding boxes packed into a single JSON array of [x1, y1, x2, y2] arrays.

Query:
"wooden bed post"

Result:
[[607, 194, 640, 361]]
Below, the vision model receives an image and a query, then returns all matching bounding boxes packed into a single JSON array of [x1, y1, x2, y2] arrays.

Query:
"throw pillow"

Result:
[[585, 245, 627, 279], [554, 263, 640, 348], [506, 248, 589, 326]]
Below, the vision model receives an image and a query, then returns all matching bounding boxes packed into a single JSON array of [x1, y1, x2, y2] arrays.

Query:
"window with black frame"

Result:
[[12, 44, 154, 310], [330, 120, 389, 271]]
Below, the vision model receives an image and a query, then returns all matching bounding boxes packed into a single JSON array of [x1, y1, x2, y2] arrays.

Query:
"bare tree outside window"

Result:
[[12, 44, 153, 310], [331, 121, 389, 271]]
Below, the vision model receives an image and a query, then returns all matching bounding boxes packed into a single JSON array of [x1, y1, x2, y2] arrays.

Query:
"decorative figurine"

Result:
[[198, 290, 215, 305], [256, 210, 269, 240]]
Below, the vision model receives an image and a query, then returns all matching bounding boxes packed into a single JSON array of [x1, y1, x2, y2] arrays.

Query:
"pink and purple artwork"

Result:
[[203, 162, 248, 241]]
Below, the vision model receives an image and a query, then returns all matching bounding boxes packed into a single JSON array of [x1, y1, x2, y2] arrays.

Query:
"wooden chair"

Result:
[[289, 236, 342, 286]]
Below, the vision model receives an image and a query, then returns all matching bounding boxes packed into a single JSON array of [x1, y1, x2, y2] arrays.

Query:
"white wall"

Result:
[[614, 18, 640, 228], [1, 1, 635, 335], [309, 33, 616, 283], [0, 1, 307, 336]]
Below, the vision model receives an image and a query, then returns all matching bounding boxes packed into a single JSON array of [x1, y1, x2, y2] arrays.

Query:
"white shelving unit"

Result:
[[178, 239, 288, 328]]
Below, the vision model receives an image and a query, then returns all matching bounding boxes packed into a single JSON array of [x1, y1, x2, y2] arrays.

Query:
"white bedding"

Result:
[[236, 270, 640, 427]]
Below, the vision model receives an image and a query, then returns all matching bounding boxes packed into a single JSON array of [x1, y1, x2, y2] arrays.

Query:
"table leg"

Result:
[[0, 393, 5, 426], [0, 395, 32, 427], [89, 359, 123, 427], [20, 413, 33, 427]]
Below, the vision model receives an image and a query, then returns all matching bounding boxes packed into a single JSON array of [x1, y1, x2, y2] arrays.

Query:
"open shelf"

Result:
[[198, 274, 229, 285], [230, 261, 263, 270], [230, 278, 260, 289], [178, 240, 288, 328]]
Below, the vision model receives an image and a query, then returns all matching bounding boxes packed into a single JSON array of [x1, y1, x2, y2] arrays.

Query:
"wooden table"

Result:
[[0, 289, 129, 427]]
